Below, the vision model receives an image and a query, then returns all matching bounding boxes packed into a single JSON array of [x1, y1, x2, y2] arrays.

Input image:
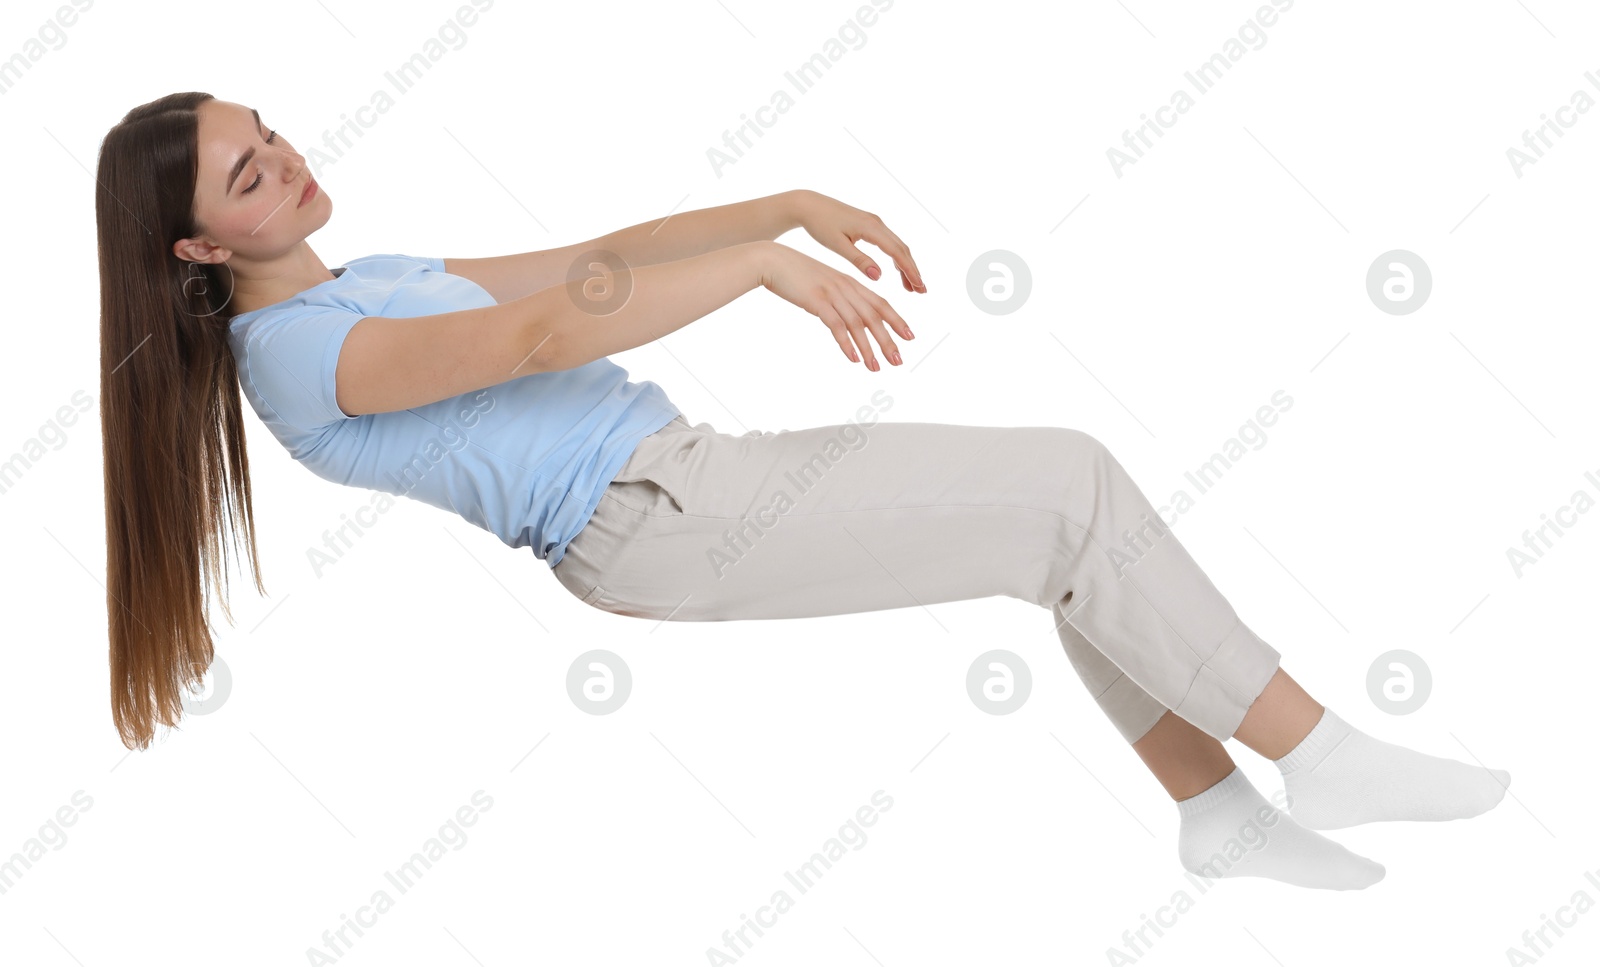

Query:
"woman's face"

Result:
[[181, 98, 328, 264]]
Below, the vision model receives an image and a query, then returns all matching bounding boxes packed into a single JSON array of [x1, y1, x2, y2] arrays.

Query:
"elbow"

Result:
[[517, 313, 570, 375]]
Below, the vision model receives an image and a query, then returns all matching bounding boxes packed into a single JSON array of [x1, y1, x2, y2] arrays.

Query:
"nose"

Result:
[[270, 143, 305, 183]]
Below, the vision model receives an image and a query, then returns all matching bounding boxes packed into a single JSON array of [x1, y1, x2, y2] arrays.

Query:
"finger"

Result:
[[876, 225, 920, 282], [862, 224, 925, 292], [817, 305, 859, 363], [842, 287, 901, 366], [833, 294, 879, 371], [856, 284, 912, 342], [821, 234, 880, 282], [888, 243, 925, 293]]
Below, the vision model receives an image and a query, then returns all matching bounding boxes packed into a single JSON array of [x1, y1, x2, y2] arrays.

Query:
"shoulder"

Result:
[[231, 302, 368, 435]]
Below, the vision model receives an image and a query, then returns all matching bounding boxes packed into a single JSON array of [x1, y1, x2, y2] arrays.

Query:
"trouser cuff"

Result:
[[1099, 673, 1170, 744], [1171, 619, 1282, 741]]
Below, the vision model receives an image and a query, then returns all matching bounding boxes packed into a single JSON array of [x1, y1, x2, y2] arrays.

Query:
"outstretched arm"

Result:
[[584, 189, 805, 267], [441, 190, 804, 303]]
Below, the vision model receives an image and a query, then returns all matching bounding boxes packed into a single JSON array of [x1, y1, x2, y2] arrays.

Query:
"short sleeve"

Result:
[[240, 306, 365, 433]]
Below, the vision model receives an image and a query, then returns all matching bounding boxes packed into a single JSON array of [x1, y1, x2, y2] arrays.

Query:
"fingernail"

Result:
[[889, 350, 902, 365]]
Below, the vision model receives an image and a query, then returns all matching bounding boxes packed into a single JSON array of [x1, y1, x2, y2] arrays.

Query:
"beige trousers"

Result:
[[551, 414, 1281, 743]]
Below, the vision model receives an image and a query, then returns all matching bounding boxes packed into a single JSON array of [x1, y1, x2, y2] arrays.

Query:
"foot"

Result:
[[1274, 706, 1511, 830], [1176, 766, 1385, 890]]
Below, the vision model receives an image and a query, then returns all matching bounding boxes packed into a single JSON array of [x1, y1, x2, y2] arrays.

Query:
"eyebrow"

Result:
[[225, 107, 263, 194]]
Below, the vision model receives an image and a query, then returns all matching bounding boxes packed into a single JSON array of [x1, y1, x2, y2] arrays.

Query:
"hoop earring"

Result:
[[179, 260, 236, 321]]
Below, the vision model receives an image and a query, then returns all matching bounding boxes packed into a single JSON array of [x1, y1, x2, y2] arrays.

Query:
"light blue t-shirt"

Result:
[[226, 253, 681, 568]]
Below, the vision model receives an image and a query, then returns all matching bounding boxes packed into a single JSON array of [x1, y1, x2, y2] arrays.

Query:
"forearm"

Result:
[[535, 241, 770, 371], [584, 190, 807, 268]]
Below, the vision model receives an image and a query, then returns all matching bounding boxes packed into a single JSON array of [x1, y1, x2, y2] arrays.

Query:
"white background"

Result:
[[1, 0, 1594, 964]]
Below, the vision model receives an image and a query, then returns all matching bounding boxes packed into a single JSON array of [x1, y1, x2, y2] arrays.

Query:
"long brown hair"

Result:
[[96, 91, 265, 750]]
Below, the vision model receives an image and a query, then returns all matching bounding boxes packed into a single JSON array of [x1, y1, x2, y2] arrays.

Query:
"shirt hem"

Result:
[[544, 403, 682, 569]]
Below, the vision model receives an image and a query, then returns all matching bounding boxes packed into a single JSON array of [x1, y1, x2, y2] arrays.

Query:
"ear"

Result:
[[172, 236, 230, 265]]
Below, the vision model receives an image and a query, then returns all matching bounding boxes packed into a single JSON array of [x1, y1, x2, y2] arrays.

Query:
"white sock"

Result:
[[1274, 706, 1511, 830], [1176, 766, 1385, 890]]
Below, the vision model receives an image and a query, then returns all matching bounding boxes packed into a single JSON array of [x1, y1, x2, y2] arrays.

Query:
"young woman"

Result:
[[96, 92, 1511, 888]]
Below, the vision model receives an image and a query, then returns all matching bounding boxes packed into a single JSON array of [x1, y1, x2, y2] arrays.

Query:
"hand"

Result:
[[756, 241, 914, 372], [791, 190, 927, 294]]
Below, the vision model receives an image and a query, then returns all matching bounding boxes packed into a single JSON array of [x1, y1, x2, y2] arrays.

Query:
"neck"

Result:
[[229, 262, 339, 317]]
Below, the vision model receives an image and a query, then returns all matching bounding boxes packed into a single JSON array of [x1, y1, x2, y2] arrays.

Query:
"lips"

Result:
[[298, 177, 318, 207]]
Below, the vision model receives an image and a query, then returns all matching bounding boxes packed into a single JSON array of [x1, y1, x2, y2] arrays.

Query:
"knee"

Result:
[[1039, 428, 1134, 501], [1054, 427, 1115, 468], [1066, 427, 1109, 454]]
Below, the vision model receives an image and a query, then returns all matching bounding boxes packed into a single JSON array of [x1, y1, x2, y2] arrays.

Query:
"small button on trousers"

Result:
[[551, 414, 1281, 744]]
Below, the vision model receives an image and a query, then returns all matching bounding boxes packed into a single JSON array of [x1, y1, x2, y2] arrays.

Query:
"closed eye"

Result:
[[241, 129, 279, 195]]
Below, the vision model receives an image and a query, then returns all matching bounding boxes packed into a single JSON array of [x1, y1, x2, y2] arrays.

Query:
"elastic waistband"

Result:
[[653, 413, 696, 435]]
